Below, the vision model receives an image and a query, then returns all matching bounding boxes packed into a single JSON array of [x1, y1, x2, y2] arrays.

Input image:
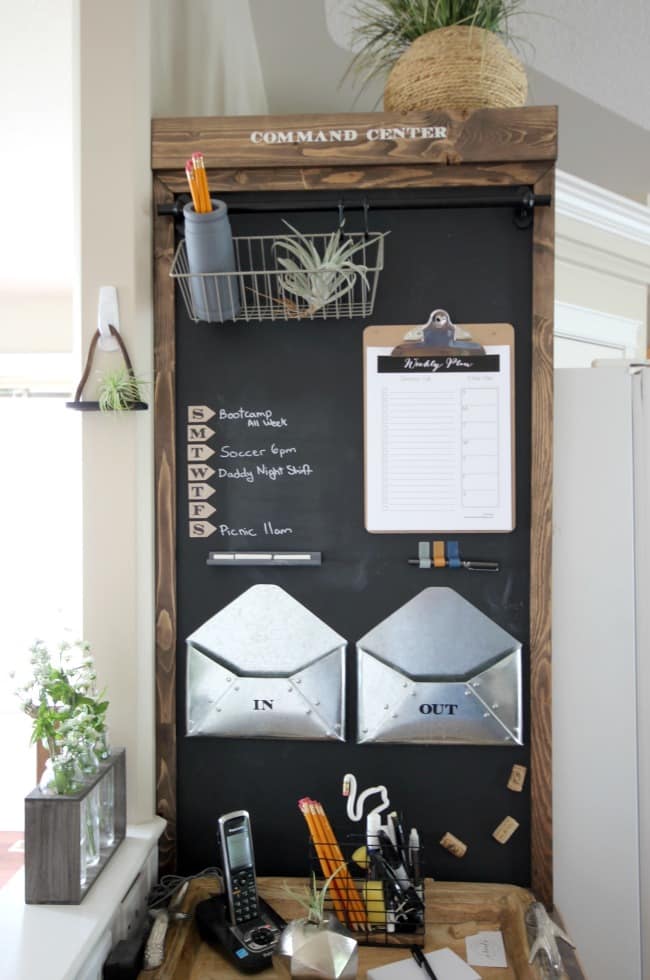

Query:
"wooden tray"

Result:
[[138, 876, 582, 980]]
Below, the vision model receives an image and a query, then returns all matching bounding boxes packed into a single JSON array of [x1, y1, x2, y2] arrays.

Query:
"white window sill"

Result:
[[0, 816, 166, 980]]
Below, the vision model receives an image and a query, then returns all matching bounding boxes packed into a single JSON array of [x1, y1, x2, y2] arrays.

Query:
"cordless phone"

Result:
[[218, 810, 262, 928], [195, 809, 281, 972]]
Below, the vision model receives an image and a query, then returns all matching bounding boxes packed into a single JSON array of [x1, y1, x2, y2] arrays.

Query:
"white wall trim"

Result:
[[556, 171, 650, 249], [555, 236, 650, 288], [555, 301, 645, 358], [75, 0, 155, 825]]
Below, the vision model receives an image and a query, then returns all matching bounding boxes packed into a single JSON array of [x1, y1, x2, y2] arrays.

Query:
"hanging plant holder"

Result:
[[66, 325, 148, 412]]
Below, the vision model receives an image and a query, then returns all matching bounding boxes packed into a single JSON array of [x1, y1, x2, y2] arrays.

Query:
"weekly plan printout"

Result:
[[364, 333, 514, 533]]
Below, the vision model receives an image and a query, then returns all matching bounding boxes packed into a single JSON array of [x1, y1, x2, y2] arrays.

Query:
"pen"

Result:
[[378, 828, 412, 890], [411, 945, 438, 980], [389, 811, 410, 874], [373, 845, 423, 912]]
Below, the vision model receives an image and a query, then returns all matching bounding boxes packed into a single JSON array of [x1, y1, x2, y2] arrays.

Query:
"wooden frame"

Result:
[[152, 107, 556, 907]]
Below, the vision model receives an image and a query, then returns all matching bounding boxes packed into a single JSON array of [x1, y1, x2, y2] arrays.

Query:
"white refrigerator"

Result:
[[554, 363, 650, 980]]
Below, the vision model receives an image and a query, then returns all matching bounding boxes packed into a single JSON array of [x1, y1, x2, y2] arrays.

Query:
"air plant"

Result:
[[272, 221, 380, 316], [283, 866, 346, 925], [97, 367, 146, 412]]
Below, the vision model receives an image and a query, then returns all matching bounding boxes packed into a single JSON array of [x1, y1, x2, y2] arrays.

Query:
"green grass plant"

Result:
[[348, 0, 524, 86]]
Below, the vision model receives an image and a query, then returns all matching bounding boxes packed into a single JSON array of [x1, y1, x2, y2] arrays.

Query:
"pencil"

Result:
[[312, 801, 367, 928], [185, 159, 201, 212], [307, 800, 356, 928], [298, 798, 349, 925], [191, 152, 211, 213]]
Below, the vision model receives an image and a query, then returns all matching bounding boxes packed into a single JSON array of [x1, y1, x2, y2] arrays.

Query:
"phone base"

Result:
[[195, 894, 284, 974]]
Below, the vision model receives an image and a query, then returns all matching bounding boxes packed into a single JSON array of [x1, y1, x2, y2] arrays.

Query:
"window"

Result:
[[0, 356, 81, 830]]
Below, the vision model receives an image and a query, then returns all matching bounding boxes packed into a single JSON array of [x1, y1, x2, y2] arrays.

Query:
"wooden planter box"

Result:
[[24, 748, 126, 904]]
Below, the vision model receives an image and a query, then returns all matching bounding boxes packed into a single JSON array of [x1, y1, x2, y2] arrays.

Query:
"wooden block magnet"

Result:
[[507, 764, 527, 792], [493, 816, 519, 844], [440, 832, 467, 858]]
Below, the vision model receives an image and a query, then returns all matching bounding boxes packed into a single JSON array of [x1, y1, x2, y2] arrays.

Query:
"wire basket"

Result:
[[170, 231, 385, 324], [309, 835, 425, 948]]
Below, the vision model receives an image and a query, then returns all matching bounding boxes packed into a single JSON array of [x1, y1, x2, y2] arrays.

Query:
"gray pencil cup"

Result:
[[183, 200, 241, 322]]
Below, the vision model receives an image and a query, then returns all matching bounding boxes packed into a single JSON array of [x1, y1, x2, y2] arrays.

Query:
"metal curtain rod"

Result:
[[157, 187, 550, 221]]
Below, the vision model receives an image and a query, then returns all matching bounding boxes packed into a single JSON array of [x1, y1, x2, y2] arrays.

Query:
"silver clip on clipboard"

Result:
[[390, 309, 486, 357]]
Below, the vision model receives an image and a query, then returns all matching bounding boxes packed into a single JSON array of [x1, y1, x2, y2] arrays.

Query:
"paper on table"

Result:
[[465, 930, 508, 968], [367, 946, 481, 980], [365, 344, 513, 532]]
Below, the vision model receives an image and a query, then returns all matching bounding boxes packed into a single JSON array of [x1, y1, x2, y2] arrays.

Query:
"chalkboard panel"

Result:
[[174, 188, 532, 885]]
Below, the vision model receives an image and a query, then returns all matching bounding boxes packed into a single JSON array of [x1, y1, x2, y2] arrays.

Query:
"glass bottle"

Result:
[[84, 787, 101, 869], [95, 729, 111, 762], [99, 768, 115, 849], [79, 801, 88, 888]]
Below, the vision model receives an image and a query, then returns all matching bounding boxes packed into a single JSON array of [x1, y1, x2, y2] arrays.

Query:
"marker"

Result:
[[409, 828, 421, 882], [389, 811, 410, 876]]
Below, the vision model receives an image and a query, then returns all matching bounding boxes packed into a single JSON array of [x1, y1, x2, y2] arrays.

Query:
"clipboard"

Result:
[[363, 315, 515, 534]]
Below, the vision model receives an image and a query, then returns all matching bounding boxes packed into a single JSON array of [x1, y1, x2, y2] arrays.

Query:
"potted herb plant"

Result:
[[14, 638, 109, 794], [347, 0, 528, 112], [15, 639, 126, 903]]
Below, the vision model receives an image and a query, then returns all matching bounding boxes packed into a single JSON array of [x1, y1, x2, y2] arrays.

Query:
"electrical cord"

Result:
[[147, 866, 224, 910]]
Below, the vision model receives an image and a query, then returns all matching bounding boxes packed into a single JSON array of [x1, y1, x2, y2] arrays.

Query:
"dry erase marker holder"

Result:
[[308, 835, 425, 948], [171, 229, 385, 324]]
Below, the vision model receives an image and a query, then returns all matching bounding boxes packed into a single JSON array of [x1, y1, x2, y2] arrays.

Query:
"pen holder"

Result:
[[182, 200, 241, 322], [308, 834, 425, 948]]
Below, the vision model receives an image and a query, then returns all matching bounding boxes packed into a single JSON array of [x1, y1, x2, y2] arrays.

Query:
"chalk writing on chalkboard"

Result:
[[218, 406, 288, 428], [186, 403, 319, 541]]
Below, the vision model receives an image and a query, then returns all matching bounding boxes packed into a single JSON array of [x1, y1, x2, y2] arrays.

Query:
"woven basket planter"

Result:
[[384, 25, 527, 112]]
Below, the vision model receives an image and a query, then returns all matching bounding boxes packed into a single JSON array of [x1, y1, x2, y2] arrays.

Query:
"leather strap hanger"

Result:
[[67, 325, 147, 411]]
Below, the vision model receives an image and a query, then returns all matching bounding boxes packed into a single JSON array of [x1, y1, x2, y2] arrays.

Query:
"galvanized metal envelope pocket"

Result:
[[357, 587, 522, 745], [186, 584, 346, 740]]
